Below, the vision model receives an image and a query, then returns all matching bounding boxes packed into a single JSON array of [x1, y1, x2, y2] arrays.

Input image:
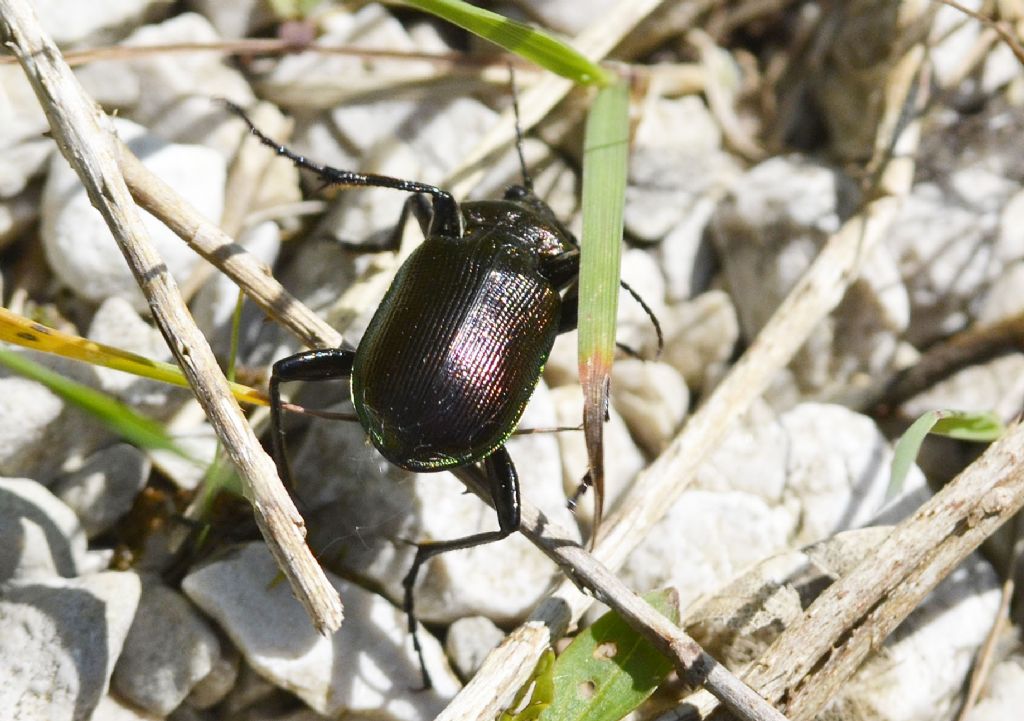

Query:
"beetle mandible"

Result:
[[226, 100, 589, 686]]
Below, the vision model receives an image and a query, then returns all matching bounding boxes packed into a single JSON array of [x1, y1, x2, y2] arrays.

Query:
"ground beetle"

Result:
[[227, 99, 584, 686], [227, 98, 659, 688]]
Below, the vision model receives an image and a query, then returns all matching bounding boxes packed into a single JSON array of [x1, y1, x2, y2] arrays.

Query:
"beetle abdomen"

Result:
[[352, 232, 560, 471]]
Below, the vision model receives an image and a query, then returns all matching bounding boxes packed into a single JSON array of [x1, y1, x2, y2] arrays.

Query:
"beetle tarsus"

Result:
[[567, 471, 592, 513]]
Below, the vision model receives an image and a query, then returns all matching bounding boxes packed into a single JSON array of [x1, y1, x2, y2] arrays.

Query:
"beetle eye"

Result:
[[504, 185, 530, 201]]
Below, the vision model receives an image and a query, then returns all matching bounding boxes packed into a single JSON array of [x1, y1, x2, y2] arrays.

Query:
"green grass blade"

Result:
[[0, 348, 189, 457], [398, 0, 612, 85], [577, 79, 630, 540], [538, 589, 680, 721], [888, 409, 1004, 498], [0, 307, 268, 406]]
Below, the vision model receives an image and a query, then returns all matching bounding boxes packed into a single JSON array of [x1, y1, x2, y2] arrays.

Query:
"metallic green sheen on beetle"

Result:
[[352, 195, 579, 472]]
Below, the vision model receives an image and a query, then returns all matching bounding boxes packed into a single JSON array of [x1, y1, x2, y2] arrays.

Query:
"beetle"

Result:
[[227, 99, 659, 688], [227, 101, 580, 685]]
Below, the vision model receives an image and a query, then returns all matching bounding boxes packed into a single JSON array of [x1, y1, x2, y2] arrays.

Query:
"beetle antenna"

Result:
[[223, 99, 463, 236], [619, 280, 664, 358], [508, 65, 533, 192]]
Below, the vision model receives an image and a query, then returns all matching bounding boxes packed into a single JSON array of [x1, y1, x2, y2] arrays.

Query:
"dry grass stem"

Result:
[[954, 517, 1023, 721]]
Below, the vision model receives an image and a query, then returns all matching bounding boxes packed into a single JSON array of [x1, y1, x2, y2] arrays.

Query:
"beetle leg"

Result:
[[402, 446, 520, 689], [336, 193, 433, 254], [539, 249, 580, 289], [269, 348, 355, 494], [557, 285, 579, 335]]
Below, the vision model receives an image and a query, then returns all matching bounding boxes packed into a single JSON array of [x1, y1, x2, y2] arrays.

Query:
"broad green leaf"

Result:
[[576, 79, 630, 541], [0, 307, 268, 406], [0, 348, 189, 457], [539, 589, 680, 721], [499, 649, 556, 721], [398, 0, 612, 85], [888, 409, 1004, 498]]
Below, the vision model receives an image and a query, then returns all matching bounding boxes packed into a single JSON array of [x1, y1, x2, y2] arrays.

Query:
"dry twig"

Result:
[[751, 419, 1024, 721], [0, 0, 343, 634], [453, 466, 788, 721], [878, 311, 1024, 412]]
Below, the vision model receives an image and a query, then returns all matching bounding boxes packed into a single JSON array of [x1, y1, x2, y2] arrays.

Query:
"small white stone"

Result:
[[0, 65, 50, 196], [901, 354, 1024, 423], [966, 653, 1024, 721], [713, 156, 844, 335], [542, 331, 578, 389], [980, 190, 1024, 324], [88, 693, 163, 721], [52, 444, 151, 538], [618, 249, 668, 357], [256, 4, 448, 110], [185, 0, 275, 38], [551, 384, 645, 527], [32, 0, 173, 46], [0, 571, 142, 721], [695, 399, 789, 503], [510, 0, 620, 34], [657, 194, 720, 302], [0, 183, 41, 250], [41, 118, 226, 310], [888, 182, 1000, 344], [0, 477, 87, 581], [0, 374, 66, 478], [149, 420, 218, 492], [611, 360, 689, 454], [112, 579, 222, 716], [182, 542, 460, 720], [621, 489, 794, 612], [75, 13, 255, 147], [444, 616, 506, 680], [929, 0, 984, 89], [0, 137, 51, 201], [662, 290, 740, 394], [624, 95, 738, 243], [980, 41, 1022, 95], [185, 645, 239, 709], [779, 403, 924, 545], [0, 352, 123, 480], [712, 155, 908, 400], [979, 263, 1024, 324]]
